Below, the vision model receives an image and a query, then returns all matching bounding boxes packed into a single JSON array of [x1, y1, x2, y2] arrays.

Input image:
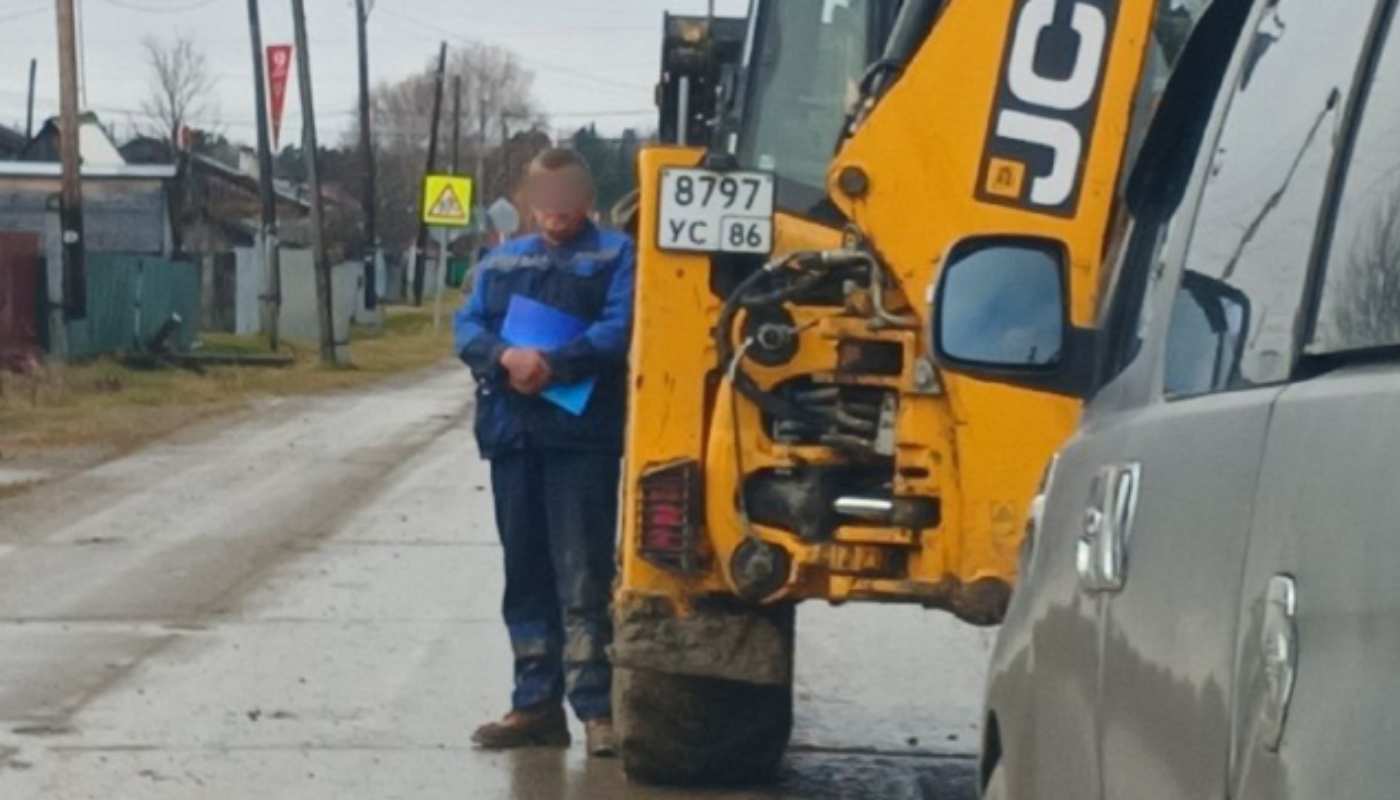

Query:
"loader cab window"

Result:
[[1121, 1, 1217, 185], [735, 0, 895, 218], [1155, 0, 1213, 68]]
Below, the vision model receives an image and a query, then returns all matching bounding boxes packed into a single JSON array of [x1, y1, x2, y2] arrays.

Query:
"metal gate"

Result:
[[0, 231, 43, 364], [63, 254, 200, 359]]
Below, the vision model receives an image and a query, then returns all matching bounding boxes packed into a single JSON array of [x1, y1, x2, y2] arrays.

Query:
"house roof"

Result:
[[119, 136, 175, 166], [0, 123, 27, 156], [189, 152, 310, 210], [20, 113, 125, 165], [0, 161, 177, 179]]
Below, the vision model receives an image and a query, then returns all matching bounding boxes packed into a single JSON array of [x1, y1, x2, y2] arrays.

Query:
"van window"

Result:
[[1162, 0, 1380, 398], [1095, 0, 1249, 385], [1308, 14, 1400, 355]]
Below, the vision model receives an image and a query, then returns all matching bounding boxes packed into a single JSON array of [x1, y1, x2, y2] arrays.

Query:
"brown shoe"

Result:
[[472, 705, 570, 750], [584, 718, 617, 758]]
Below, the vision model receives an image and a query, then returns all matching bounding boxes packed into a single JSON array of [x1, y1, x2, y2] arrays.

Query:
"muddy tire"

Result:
[[614, 664, 793, 786]]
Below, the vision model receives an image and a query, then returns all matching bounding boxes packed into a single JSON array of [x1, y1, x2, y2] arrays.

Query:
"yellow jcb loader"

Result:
[[614, 0, 1205, 785]]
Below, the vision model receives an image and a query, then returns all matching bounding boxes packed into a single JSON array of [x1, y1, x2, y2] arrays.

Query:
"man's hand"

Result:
[[500, 347, 552, 395]]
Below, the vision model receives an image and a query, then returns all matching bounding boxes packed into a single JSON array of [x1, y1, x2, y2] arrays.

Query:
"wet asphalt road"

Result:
[[0, 367, 992, 799]]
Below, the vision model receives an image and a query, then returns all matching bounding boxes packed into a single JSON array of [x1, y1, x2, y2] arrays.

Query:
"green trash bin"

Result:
[[446, 257, 471, 288]]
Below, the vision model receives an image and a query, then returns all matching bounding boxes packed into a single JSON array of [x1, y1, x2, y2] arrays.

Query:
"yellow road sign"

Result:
[[422, 174, 474, 227]]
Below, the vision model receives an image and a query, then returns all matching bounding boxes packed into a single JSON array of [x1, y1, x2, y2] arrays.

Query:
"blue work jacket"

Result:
[[453, 222, 635, 458]]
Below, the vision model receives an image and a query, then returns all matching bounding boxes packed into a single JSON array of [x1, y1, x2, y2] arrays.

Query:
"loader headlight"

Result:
[[677, 19, 707, 44]]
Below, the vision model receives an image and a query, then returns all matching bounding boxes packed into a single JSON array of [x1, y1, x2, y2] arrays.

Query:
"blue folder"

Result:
[[500, 295, 596, 416]]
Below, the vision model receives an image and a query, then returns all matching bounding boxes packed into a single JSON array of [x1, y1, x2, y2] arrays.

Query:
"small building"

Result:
[[182, 150, 313, 255], [180, 151, 318, 335], [0, 160, 197, 360], [0, 112, 196, 360], [0, 161, 176, 258], [1, 113, 171, 256], [180, 150, 374, 340]]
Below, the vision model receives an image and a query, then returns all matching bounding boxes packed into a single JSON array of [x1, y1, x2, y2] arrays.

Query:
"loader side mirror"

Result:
[[932, 236, 1094, 398]]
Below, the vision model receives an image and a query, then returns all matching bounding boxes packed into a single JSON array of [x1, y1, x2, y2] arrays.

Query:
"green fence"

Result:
[[65, 254, 200, 359]]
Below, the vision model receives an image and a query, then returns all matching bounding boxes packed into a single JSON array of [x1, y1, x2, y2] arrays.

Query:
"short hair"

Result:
[[528, 146, 594, 192], [526, 146, 588, 173]]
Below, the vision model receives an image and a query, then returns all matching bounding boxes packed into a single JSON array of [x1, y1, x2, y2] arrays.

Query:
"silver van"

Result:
[[929, 0, 1400, 797]]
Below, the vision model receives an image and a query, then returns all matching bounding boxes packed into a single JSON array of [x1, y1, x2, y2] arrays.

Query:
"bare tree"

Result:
[[454, 45, 548, 216], [140, 35, 216, 147], [361, 70, 436, 251], [140, 35, 216, 254], [453, 44, 544, 156], [354, 43, 543, 250], [1328, 178, 1400, 349]]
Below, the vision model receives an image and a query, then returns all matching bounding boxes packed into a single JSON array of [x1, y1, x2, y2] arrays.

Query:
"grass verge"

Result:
[[0, 306, 457, 456]]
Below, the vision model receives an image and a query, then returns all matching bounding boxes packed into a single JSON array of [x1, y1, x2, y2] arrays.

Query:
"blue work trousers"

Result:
[[490, 448, 618, 721]]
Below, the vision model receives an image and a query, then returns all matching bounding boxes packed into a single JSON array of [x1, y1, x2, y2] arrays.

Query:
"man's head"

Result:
[[526, 147, 595, 245]]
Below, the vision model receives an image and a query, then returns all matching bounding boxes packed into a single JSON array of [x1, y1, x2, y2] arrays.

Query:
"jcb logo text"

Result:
[[978, 0, 1118, 217]]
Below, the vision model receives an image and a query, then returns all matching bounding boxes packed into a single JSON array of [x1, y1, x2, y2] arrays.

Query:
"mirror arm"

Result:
[[1060, 325, 1099, 398]]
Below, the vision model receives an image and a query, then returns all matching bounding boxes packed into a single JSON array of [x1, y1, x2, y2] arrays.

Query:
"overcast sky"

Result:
[[0, 0, 750, 148]]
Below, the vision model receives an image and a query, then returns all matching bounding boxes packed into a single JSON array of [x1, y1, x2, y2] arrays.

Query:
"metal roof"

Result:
[[0, 161, 178, 179], [188, 153, 310, 209]]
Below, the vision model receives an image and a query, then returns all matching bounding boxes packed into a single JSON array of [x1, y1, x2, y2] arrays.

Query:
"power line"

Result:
[[2, 8, 657, 138], [0, 4, 49, 23], [1, 87, 651, 131], [372, 8, 651, 94], [553, 109, 653, 118], [0, 88, 355, 127], [103, 0, 221, 12]]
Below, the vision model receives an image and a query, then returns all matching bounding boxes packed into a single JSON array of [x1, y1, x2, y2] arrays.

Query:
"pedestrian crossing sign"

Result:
[[422, 174, 474, 227]]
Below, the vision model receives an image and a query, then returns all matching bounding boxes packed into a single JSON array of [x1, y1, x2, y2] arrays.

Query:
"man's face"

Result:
[[527, 165, 593, 244]]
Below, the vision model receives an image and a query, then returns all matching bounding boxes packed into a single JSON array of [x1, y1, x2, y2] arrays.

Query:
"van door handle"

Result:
[[1256, 574, 1298, 752], [1076, 463, 1141, 593]]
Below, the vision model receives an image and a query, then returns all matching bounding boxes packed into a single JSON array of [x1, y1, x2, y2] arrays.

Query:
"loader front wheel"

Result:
[[614, 664, 793, 786]]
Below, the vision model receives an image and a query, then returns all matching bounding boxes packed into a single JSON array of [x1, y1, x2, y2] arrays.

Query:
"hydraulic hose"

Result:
[[713, 250, 867, 427]]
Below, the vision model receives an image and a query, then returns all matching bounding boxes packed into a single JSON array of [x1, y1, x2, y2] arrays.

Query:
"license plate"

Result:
[[657, 168, 775, 255]]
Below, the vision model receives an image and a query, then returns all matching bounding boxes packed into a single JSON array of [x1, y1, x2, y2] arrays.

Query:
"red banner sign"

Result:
[[266, 44, 294, 150]]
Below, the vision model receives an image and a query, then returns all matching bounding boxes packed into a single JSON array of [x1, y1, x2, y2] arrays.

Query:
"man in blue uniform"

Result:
[[454, 148, 634, 757]]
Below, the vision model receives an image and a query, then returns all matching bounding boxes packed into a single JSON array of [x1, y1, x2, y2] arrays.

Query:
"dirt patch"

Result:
[[0, 444, 112, 500], [0, 307, 455, 485]]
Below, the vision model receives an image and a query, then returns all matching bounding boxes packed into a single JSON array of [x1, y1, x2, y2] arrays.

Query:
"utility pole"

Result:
[[25, 59, 36, 139], [451, 76, 462, 174], [355, 0, 379, 313], [290, 0, 338, 366], [412, 42, 447, 306], [467, 84, 488, 280], [246, 0, 281, 350], [474, 106, 486, 244], [56, 0, 86, 322], [500, 115, 516, 205], [76, 0, 88, 108]]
